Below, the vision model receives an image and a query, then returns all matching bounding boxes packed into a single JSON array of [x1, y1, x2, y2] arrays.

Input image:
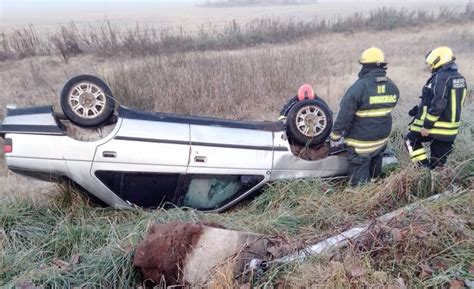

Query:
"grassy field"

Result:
[[0, 2, 473, 288], [1, 22, 473, 119]]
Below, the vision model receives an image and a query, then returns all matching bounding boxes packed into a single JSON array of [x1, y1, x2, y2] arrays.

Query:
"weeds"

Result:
[[1, 4, 473, 61], [3, 25, 46, 59], [253, 189, 473, 288], [0, 199, 144, 287], [0, 3, 473, 287], [50, 24, 83, 64]]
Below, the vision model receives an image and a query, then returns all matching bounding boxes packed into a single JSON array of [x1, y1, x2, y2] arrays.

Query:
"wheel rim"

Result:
[[68, 82, 107, 119], [295, 105, 327, 137]]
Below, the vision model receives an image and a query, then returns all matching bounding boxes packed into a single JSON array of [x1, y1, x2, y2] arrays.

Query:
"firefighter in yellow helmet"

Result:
[[329, 47, 400, 186], [405, 47, 467, 168]]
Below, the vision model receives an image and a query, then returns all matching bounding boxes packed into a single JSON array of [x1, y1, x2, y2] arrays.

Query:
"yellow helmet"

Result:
[[359, 47, 385, 64], [425, 46, 455, 70]]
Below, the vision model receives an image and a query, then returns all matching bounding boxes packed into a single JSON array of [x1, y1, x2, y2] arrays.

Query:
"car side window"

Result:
[[181, 175, 264, 210], [95, 171, 181, 208]]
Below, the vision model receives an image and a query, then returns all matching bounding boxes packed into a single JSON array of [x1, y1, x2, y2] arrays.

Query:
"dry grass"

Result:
[[1, 4, 473, 61], [0, 172, 53, 204], [1, 161, 472, 287], [0, 20, 472, 206], [0, 5, 473, 287], [1, 22, 472, 121], [279, 192, 473, 288]]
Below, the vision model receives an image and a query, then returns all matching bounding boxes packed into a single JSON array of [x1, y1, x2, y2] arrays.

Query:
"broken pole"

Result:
[[249, 188, 460, 269]]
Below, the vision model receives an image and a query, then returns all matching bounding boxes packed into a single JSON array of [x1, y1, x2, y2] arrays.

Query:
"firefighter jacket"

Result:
[[409, 62, 467, 142], [330, 67, 400, 155], [278, 96, 298, 120]]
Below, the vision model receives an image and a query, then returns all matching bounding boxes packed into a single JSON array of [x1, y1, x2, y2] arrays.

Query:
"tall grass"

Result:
[[275, 190, 473, 288], [1, 158, 472, 287], [1, 20, 472, 121], [0, 6, 473, 286], [1, 4, 473, 61], [105, 48, 330, 119]]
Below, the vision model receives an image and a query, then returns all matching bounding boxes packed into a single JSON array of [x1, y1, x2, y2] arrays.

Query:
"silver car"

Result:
[[0, 75, 396, 212]]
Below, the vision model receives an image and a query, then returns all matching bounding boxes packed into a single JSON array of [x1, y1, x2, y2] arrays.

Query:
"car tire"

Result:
[[286, 98, 333, 147], [60, 74, 116, 127]]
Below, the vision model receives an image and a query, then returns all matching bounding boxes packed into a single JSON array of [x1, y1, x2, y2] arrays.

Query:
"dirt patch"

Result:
[[60, 119, 116, 141], [290, 143, 346, 161], [133, 222, 204, 285]]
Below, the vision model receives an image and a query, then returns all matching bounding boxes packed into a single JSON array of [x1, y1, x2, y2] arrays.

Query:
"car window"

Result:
[[95, 171, 180, 208], [181, 175, 264, 210]]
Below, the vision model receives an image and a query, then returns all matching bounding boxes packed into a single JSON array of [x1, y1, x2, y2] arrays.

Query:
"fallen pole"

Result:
[[249, 188, 460, 270]]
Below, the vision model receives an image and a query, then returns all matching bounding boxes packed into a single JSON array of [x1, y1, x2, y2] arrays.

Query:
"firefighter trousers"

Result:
[[405, 132, 454, 169], [346, 146, 385, 187]]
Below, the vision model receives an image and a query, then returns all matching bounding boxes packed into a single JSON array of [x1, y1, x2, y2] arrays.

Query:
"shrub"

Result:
[[1, 4, 472, 62]]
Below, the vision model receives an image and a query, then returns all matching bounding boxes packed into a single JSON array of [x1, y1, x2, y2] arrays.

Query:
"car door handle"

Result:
[[194, 156, 207, 163], [103, 151, 117, 158]]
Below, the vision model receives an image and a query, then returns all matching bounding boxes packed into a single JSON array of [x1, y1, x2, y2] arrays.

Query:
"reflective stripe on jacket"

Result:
[[345, 137, 390, 154], [330, 67, 400, 155], [409, 62, 467, 142]]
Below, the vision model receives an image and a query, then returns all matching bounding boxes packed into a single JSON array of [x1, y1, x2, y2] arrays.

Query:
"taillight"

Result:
[[3, 138, 12, 153]]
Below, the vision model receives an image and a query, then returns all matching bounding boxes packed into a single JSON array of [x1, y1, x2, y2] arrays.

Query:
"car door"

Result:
[[178, 124, 273, 211], [91, 118, 190, 208]]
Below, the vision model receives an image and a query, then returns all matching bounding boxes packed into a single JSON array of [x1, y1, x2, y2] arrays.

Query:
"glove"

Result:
[[329, 137, 346, 155], [420, 128, 430, 137], [408, 105, 419, 117], [330, 138, 345, 148], [278, 115, 287, 123]]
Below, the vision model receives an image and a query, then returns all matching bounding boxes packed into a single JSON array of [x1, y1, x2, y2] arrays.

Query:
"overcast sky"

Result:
[[0, 0, 464, 11], [0, 0, 201, 22], [0, 0, 198, 9]]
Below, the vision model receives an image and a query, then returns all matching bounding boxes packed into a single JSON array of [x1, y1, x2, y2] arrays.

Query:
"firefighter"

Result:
[[329, 47, 400, 186], [405, 47, 467, 169], [278, 84, 316, 122]]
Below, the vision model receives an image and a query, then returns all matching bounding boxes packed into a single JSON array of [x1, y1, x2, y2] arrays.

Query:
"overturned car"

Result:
[[0, 75, 396, 212]]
